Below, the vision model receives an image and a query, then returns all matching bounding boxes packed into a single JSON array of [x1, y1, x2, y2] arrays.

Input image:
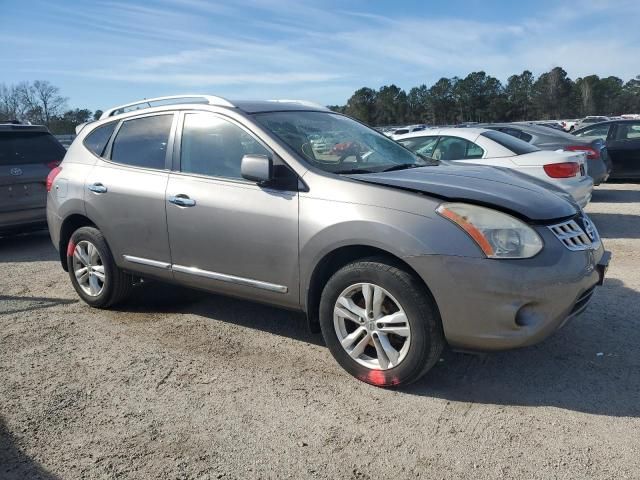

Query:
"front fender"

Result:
[[298, 196, 483, 304]]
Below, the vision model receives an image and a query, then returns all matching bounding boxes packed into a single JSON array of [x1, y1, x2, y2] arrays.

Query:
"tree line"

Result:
[[329, 67, 640, 126], [3, 68, 640, 133], [0, 81, 103, 134]]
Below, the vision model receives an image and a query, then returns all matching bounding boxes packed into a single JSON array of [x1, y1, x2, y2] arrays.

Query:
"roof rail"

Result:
[[99, 94, 235, 119]]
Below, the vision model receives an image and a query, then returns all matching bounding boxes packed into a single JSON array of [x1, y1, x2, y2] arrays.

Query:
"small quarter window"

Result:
[[84, 122, 117, 157]]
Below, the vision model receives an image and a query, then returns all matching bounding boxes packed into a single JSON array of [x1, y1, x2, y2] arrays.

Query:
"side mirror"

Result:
[[241, 154, 273, 183]]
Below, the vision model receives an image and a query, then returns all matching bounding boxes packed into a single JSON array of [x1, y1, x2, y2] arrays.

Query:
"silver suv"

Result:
[[47, 95, 610, 387]]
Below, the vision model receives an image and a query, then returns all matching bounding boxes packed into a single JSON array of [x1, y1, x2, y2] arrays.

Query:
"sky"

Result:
[[1, 0, 639, 112]]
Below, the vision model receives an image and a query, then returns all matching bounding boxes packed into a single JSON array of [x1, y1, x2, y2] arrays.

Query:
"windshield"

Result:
[[480, 130, 540, 155], [253, 111, 434, 174]]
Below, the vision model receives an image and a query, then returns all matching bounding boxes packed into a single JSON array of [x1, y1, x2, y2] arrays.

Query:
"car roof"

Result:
[[479, 122, 581, 140], [0, 123, 50, 133], [394, 127, 487, 141], [99, 95, 330, 120]]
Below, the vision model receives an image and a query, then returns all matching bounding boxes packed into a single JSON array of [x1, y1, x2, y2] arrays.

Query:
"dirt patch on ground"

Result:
[[1, 184, 639, 479]]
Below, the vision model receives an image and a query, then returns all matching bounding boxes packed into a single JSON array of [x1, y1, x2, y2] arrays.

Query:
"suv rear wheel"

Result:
[[319, 258, 444, 387], [66, 226, 132, 308]]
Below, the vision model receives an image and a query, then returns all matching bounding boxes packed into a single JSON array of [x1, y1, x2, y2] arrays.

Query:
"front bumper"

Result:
[[405, 228, 609, 351]]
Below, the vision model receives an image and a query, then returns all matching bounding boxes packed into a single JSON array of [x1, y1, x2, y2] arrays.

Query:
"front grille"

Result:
[[548, 215, 599, 251]]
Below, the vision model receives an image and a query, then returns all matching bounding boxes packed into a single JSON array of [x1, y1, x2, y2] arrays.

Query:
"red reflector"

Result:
[[565, 145, 600, 160], [46, 166, 62, 192], [543, 162, 580, 178]]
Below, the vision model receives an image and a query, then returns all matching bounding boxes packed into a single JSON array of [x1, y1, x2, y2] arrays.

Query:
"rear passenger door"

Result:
[[165, 111, 300, 308], [607, 122, 640, 178], [84, 112, 176, 279]]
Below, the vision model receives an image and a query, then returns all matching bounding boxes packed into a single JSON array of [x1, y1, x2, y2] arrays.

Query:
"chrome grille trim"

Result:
[[548, 215, 599, 251]]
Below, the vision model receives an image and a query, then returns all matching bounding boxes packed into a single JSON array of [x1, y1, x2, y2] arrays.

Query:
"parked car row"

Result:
[[394, 128, 594, 207], [573, 119, 640, 179], [41, 95, 610, 387]]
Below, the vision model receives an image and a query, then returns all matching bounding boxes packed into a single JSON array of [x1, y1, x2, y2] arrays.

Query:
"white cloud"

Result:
[[4, 0, 640, 107]]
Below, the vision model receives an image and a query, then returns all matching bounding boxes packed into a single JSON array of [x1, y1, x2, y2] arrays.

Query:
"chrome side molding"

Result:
[[123, 255, 171, 270], [122, 255, 288, 293], [172, 265, 288, 293]]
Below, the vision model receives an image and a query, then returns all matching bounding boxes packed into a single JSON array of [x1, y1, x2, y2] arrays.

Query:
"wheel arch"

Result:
[[304, 244, 439, 332], [57, 214, 97, 271]]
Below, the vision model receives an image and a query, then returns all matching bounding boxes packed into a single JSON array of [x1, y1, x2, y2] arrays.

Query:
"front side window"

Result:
[[180, 113, 270, 179], [575, 124, 610, 139], [613, 122, 640, 140], [84, 121, 117, 157], [110, 114, 173, 169], [398, 136, 439, 157], [433, 136, 484, 160], [253, 111, 431, 174]]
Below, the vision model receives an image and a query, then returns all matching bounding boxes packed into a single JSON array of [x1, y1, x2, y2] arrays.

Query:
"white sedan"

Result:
[[395, 128, 593, 208]]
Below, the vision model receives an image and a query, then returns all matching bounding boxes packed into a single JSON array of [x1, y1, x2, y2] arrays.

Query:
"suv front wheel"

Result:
[[319, 258, 444, 387], [66, 226, 132, 308]]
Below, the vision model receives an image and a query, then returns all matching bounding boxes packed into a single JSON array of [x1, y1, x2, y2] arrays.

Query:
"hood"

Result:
[[350, 165, 577, 222]]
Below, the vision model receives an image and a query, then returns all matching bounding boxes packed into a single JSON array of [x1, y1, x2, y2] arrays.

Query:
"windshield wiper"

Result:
[[379, 163, 425, 173], [337, 168, 377, 175]]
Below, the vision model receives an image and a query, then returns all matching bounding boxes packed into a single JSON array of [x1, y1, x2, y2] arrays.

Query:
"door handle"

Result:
[[88, 183, 107, 194], [168, 194, 196, 207]]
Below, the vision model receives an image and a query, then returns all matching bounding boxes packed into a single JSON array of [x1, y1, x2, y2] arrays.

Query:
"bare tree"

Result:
[[33, 80, 68, 125], [16, 80, 67, 126], [0, 83, 25, 121]]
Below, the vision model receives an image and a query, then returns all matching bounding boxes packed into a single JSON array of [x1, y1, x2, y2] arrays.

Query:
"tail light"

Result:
[[543, 162, 580, 178], [565, 145, 600, 160], [46, 166, 62, 192], [46, 161, 61, 169]]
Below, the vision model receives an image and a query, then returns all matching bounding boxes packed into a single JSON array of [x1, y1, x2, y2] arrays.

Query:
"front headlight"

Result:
[[436, 202, 543, 259]]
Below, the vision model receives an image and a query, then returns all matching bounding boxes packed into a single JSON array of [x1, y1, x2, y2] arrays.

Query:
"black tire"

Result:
[[66, 226, 132, 308], [319, 257, 444, 387]]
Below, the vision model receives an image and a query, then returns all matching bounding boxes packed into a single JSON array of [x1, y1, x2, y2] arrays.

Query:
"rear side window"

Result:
[[0, 131, 66, 166], [519, 131, 533, 142], [433, 136, 484, 160], [480, 130, 539, 155], [84, 122, 117, 157], [110, 114, 173, 169]]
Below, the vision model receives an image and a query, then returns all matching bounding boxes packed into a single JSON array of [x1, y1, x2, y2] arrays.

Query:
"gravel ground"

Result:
[[1, 183, 639, 479]]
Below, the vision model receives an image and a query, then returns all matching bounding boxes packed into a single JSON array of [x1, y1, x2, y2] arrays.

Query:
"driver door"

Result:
[[165, 112, 300, 308]]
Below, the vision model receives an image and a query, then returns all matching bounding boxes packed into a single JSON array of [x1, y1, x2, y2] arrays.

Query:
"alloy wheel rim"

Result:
[[333, 283, 411, 370], [72, 240, 105, 297]]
